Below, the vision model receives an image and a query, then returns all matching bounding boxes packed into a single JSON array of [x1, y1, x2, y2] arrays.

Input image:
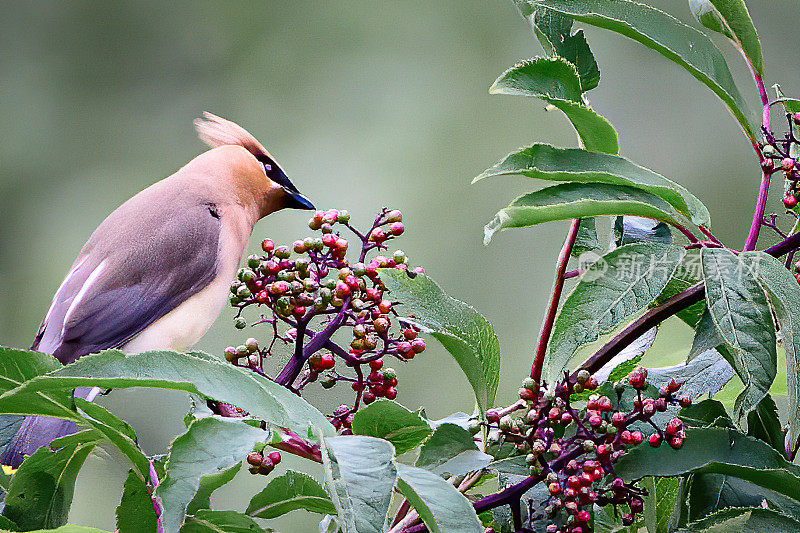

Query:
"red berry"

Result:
[[261, 239, 275, 253], [679, 396, 692, 408], [335, 281, 351, 299], [784, 194, 797, 209], [548, 483, 562, 495], [589, 415, 602, 427], [365, 288, 382, 301], [384, 386, 397, 400], [246, 453, 262, 466], [584, 377, 598, 390], [292, 306, 306, 318], [630, 497, 644, 513], [620, 430, 632, 444], [362, 391, 376, 404], [411, 338, 426, 354], [577, 510, 591, 523], [622, 513, 634, 526], [320, 353, 335, 369], [579, 472, 593, 486], [597, 396, 612, 412], [519, 387, 535, 401], [377, 300, 392, 314], [389, 222, 404, 236], [403, 328, 417, 340], [628, 367, 648, 389], [548, 407, 561, 420], [665, 418, 683, 437], [560, 412, 573, 425], [782, 157, 796, 171], [369, 228, 386, 243], [630, 431, 644, 445], [670, 436, 684, 449], [649, 433, 662, 447], [369, 359, 383, 371], [351, 382, 365, 392], [793, 112, 800, 125], [611, 412, 625, 427], [666, 379, 681, 394], [485, 410, 500, 423], [267, 451, 281, 465]]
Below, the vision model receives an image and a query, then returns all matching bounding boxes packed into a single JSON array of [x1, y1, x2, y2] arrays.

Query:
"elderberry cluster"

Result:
[[223, 208, 427, 430], [761, 112, 800, 208], [477, 367, 689, 533]]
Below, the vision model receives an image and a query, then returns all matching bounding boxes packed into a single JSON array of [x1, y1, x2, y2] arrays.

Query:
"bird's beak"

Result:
[[283, 188, 315, 210]]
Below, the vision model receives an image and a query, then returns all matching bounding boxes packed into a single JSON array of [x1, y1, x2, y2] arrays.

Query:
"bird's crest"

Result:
[[194, 112, 274, 161]]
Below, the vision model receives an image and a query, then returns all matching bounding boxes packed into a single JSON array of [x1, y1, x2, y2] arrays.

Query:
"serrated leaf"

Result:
[[2, 430, 98, 530], [320, 435, 396, 533], [156, 417, 267, 533], [572, 218, 599, 257], [350, 400, 430, 455], [740, 251, 800, 448], [0, 350, 334, 438], [186, 462, 241, 516], [491, 58, 617, 153], [395, 463, 483, 533], [688, 0, 762, 76], [415, 423, 491, 477], [746, 394, 784, 453], [181, 510, 266, 533], [484, 183, 693, 245], [678, 506, 800, 532], [379, 270, 500, 412], [525, 0, 755, 139], [615, 427, 800, 503], [531, 8, 600, 91], [641, 476, 679, 533], [117, 469, 158, 533], [246, 470, 335, 519], [475, 144, 709, 226], [545, 243, 685, 382], [689, 474, 800, 523], [701, 248, 777, 421], [647, 348, 735, 400], [679, 398, 732, 428], [653, 250, 706, 327]]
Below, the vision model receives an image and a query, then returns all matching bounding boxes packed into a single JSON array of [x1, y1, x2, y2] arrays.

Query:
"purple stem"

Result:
[[742, 63, 773, 252]]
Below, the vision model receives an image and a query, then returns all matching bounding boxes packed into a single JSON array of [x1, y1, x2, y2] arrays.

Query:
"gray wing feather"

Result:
[[33, 202, 221, 363]]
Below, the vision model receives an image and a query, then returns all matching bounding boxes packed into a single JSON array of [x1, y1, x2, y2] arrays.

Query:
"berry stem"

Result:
[[530, 219, 582, 387]]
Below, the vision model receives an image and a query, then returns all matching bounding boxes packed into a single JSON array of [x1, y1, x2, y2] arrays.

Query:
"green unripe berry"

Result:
[[295, 258, 310, 271], [236, 285, 251, 298], [247, 255, 260, 269], [393, 250, 406, 264], [352, 263, 366, 277], [386, 210, 402, 223], [763, 144, 777, 157], [236, 344, 249, 357], [237, 268, 256, 283], [234, 317, 247, 329], [337, 210, 350, 223], [521, 377, 537, 390], [320, 377, 337, 389], [582, 439, 596, 452], [274, 246, 291, 259], [277, 270, 295, 282], [229, 294, 241, 306], [382, 368, 397, 380], [576, 369, 591, 384], [529, 464, 542, 476], [499, 415, 514, 432], [525, 453, 538, 466]]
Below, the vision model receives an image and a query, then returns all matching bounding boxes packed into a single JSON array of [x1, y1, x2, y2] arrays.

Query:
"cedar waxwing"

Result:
[[1, 113, 314, 468]]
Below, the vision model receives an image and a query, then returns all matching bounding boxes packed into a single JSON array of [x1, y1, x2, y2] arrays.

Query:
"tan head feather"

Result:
[[193, 112, 273, 161]]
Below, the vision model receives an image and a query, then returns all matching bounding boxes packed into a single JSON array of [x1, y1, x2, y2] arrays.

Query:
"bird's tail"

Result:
[[0, 387, 98, 470], [1, 415, 77, 469]]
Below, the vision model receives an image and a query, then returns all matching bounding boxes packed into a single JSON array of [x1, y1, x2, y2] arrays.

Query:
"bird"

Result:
[[1, 113, 314, 468]]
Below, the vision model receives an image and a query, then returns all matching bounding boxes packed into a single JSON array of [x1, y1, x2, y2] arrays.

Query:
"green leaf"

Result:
[[531, 8, 600, 91], [484, 183, 693, 244], [320, 435, 396, 533], [0, 347, 63, 393], [614, 427, 800, 502], [155, 417, 267, 533], [246, 470, 336, 519], [16, 527, 113, 533], [2, 430, 98, 531], [740, 251, 800, 448], [116, 469, 158, 533], [679, 398, 732, 428], [701, 248, 777, 421], [614, 216, 672, 247], [350, 400, 431, 455], [0, 350, 334, 438], [415, 423, 491, 477], [525, 0, 755, 139], [491, 58, 618, 154], [648, 348, 734, 400], [746, 394, 784, 453], [678, 506, 800, 532], [641, 476, 679, 533], [395, 463, 483, 533], [653, 250, 706, 327], [475, 144, 710, 226], [73, 398, 150, 478], [688, 0, 762, 77], [572, 218, 599, 257], [379, 270, 500, 412], [181, 510, 266, 533], [689, 474, 800, 523], [186, 462, 241, 515], [545, 243, 685, 382]]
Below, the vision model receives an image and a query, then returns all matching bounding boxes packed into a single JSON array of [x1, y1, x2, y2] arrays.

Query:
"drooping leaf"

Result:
[[679, 398, 732, 428], [246, 470, 336, 520], [613, 216, 672, 247], [116, 469, 158, 533], [350, 400, 430, 455], [701, 248, 777, 422], [545, 243, 685, 382], [2, 430, 99, 531], [186, 462, 241, 515], [531, 8, 600, 91], [641, 476, 679, 533], [491, 58, 617, 153], [740, 251, 800, 448], [155, 417, 267, 533], [688, 0, 762, 76], [572, 217, 599, 257], [678, 506, 800, 532], [0, 350, 334, 438], [746, 394, 784, 453], [395, 463, 483, 533], [653, 250, 706, 327], [646, 348, 735, 400], [415, 423, 491, 477], [484, 183, 693, 245], [379, 270, 501, 412], [525, 0, 755, 139], [614, 427, 800, 503], [475, 144, 710, 226], [689, 473, 800, 523], [181, 510, 266, 533], [320, 435, 396, 533]]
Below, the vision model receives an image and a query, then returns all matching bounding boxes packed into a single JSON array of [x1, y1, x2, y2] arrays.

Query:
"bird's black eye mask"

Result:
[[257, 155, 300, 194]]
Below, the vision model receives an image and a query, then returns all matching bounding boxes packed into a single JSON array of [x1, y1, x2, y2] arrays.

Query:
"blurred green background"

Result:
[[1, 1, 798, 530]]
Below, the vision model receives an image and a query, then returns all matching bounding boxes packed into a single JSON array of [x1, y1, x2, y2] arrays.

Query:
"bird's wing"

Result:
[[33, 202, 222, 363]]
